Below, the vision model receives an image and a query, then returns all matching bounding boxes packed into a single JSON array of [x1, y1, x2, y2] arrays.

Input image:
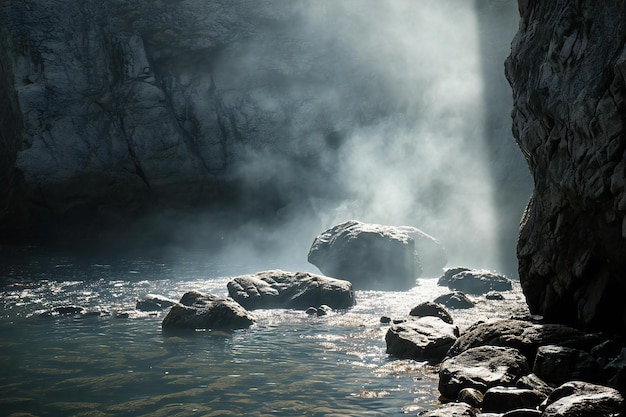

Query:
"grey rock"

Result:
[[226, 269, 355, 310], [409, 301, 454, 324], [434, 291, 475, 309], [161, 291, 255, 330], [445, 319, 601, 362], [446, 269, 512, 295], [385, 316, 459, 363], [482, 386, 547, 413], [533, 345, 602, 385], [307, 220, 422, 290], [438, 345, 529, 400], [486, 291, 505, 300], [506, 0, 626, 334], [437, 267, 471, 286], [136, 294, 177, 311], [540, 381, 623, 417]]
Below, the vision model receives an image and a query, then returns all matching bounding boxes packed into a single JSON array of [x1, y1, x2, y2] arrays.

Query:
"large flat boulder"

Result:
[[226, 269, 355, 310], [161, 291, 255, 331], [307, 220, 446, 290]]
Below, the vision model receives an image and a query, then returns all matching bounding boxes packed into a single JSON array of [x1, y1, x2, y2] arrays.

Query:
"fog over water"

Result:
[[162, 0, 526, 277]]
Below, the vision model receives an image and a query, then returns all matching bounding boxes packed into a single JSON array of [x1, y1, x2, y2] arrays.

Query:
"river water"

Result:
[[0, 245, 527, 417]]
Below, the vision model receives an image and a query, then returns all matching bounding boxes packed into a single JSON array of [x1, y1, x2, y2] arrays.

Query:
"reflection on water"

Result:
[[0, 246, 526, 416]]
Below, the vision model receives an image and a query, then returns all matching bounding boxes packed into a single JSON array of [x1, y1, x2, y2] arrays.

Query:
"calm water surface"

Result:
[[0, 246, 527, 417]]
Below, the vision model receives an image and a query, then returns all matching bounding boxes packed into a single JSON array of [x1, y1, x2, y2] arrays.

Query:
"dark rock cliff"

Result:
[[506, 1, 626, 334], [1, 1, 529, 272]]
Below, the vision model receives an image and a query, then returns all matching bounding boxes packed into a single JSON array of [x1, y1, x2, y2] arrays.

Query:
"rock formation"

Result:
[[506, 1, 626, 334]]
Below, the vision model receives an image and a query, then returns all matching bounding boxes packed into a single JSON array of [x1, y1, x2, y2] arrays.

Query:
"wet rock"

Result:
[[482, 386, 547, 413], [445, 319, 601, 361], [308, 220, 445, 290], [385, 316, 459, 363], [445, 269, 512, 295], [417, 402, 478, 417], [438, 345, 529, 400], [380, 316, 391, 324], [226, 270, 355, 310], [540, 381, 623, 417], [409, 301, 454, 324], [162, 291, 255, 331], [486, 291, 505, 300], [305, 305, 332, 317], [533, 345, 602, 385], [136, 294, 177, 311], [458, 387, 484, 408], [39, 305, 85, 317], [434, 292, 475, 309]]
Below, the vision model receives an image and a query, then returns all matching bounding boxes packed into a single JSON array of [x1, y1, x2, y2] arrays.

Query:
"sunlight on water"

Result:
[[0, 248, 527, 416]]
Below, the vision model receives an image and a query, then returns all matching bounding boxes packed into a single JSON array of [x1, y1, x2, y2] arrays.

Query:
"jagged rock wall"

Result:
[[506, 1, 626, 333]]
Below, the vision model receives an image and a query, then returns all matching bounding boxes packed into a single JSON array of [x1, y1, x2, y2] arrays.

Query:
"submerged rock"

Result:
[[385, 316, 459, 363], [136, 294, 177, 311], [161, 291, 255, 331], [38, 305, 86, 317], [308, 220, 445, 290], [226, 270, 355, 310]]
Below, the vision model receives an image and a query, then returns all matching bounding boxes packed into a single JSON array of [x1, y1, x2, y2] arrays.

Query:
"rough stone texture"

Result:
[[226, 269, 355, 310], [506, 1, 626, 334], [438, 345, 529, 400], [446, 269, 513, 295], [533, 345, 602, 385], [481, 386, 547, 413], [540, 381, 624, 417], [385, 316, 459, 363], [161, 291, 255, 330], [433, 291, 475, 309], [409, 301, 454, 324], [445, 319, 601, 362], [307, 220, 426, 290]]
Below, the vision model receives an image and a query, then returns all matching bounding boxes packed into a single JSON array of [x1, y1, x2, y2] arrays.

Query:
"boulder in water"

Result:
[[162, 291, 255, 331], [385, 316, 459, 363], [226, 270, 355, 310], [308, 220, 446, 290], [445, 269, 512, 295]]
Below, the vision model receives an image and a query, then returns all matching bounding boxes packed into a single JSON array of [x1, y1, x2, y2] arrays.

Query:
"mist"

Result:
[[133, 0, 526, 277]]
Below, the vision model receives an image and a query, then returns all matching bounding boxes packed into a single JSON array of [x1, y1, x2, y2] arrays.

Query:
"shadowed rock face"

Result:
[[506, 1, 626, 334]]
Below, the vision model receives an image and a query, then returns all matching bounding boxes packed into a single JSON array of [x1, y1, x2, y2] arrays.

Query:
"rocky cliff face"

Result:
[[506, 1, 626, 333], [1, 1, 528, 272]]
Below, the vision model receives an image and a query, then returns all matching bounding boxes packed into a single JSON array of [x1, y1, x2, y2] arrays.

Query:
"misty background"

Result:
[[163, 0, 530, 275], [1, 0, 530, 276]]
